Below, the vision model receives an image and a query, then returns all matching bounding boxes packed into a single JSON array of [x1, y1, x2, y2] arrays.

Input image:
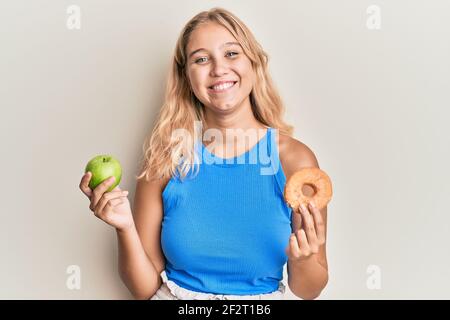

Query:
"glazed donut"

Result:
[[284, 167, 333, 211]]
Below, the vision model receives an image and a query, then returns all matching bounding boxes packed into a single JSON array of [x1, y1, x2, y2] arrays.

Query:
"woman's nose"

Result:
[[210, 59, 229, 77]]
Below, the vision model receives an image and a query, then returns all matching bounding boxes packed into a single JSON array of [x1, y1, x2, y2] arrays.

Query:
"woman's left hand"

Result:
[[285, 200, 326, 263]]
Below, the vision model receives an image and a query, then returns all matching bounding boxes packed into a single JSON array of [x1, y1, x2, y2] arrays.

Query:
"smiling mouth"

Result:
[[208, 81, 238, 93]]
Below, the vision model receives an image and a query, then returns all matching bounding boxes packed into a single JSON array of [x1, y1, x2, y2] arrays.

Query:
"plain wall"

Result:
[[1, 0, 449, 299]]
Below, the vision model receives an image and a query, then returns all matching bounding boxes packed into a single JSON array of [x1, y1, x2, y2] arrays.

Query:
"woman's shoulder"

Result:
[[277, 132, 320, 179]]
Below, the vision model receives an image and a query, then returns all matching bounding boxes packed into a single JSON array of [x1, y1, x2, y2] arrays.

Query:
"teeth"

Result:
[[211, 82, 235, 91]]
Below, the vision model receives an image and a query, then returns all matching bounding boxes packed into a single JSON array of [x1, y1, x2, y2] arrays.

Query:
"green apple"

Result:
[[84, 155, 122, 192]]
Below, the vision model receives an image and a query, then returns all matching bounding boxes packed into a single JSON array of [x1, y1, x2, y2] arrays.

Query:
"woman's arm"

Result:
[[79, 171, 164, 299], [118, 176, 168, 299], [117, 225, 162, 299], [279, 135, 329, 299], [287, 253, 329, 300], [117, 226, 161, 300]]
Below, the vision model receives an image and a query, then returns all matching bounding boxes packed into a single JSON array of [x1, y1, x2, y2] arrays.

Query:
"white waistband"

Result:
[[163, 278, 286, 300]]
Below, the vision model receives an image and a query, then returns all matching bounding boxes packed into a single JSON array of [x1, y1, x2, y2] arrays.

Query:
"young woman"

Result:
[[79, 7, 328, 300]]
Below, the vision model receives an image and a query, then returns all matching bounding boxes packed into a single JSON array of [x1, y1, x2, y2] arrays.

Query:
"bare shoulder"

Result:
[[137, 174, 170, 193], [277, 132, 320, 180]]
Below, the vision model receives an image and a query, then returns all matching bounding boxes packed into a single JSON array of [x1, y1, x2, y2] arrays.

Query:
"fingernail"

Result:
[[309, 201, 315, 209], [300, 204, 306, 212]]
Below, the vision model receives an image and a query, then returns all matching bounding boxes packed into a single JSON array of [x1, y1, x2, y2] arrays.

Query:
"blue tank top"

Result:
[[161, 126, 293, 295]]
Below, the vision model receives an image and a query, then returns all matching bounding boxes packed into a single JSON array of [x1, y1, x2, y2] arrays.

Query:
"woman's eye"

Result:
[[194, 52, 238, 64], [195, 57, 207, 64], [226, 51, 238, 57]]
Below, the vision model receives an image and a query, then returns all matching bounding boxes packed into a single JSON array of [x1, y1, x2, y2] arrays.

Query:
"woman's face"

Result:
[[185, 22, 255, 113]]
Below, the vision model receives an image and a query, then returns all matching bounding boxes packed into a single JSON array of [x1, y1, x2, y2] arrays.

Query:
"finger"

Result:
[[94, 191, 128, 215], [91, 189, 127, 213], [300, 203, 320, 253], [299, 204, 318, 243], [106, 197, 126, 207], [297, 229, 311, 256], [79, 172, 93, 198], [288, 234, 301, 259], [90, 176, 117, 210], [98, 195, 127, 207], [291, 207, 302, 232], [309, 201, 326, 245], [95, 196, 127, 219]]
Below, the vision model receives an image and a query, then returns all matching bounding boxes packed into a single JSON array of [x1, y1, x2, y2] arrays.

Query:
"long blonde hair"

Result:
[[136, 7, 294, 183]]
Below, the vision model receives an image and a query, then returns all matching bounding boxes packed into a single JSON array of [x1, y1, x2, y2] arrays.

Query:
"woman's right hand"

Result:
[[79, 172, 135, 232]]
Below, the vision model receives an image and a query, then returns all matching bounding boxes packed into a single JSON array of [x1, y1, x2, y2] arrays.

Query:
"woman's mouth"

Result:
[[207, 81, 237, 94]]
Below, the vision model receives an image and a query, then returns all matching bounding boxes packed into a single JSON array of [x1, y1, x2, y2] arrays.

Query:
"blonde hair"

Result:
[[136, 7, 294, 183]]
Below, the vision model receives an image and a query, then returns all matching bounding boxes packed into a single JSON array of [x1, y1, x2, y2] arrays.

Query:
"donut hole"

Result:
[[302, 183, 317, 198]]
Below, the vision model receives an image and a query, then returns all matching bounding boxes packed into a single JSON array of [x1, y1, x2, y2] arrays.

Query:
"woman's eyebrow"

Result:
[[188, 41, 241, 58]]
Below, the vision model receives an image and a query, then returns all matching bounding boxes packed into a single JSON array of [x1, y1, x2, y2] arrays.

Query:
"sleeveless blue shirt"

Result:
[[161, 127, 293, 295]]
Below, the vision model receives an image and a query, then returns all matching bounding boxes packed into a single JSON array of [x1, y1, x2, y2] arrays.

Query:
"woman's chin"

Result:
[[213, 104, 237, 113], [205, 100, 236, 112]]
